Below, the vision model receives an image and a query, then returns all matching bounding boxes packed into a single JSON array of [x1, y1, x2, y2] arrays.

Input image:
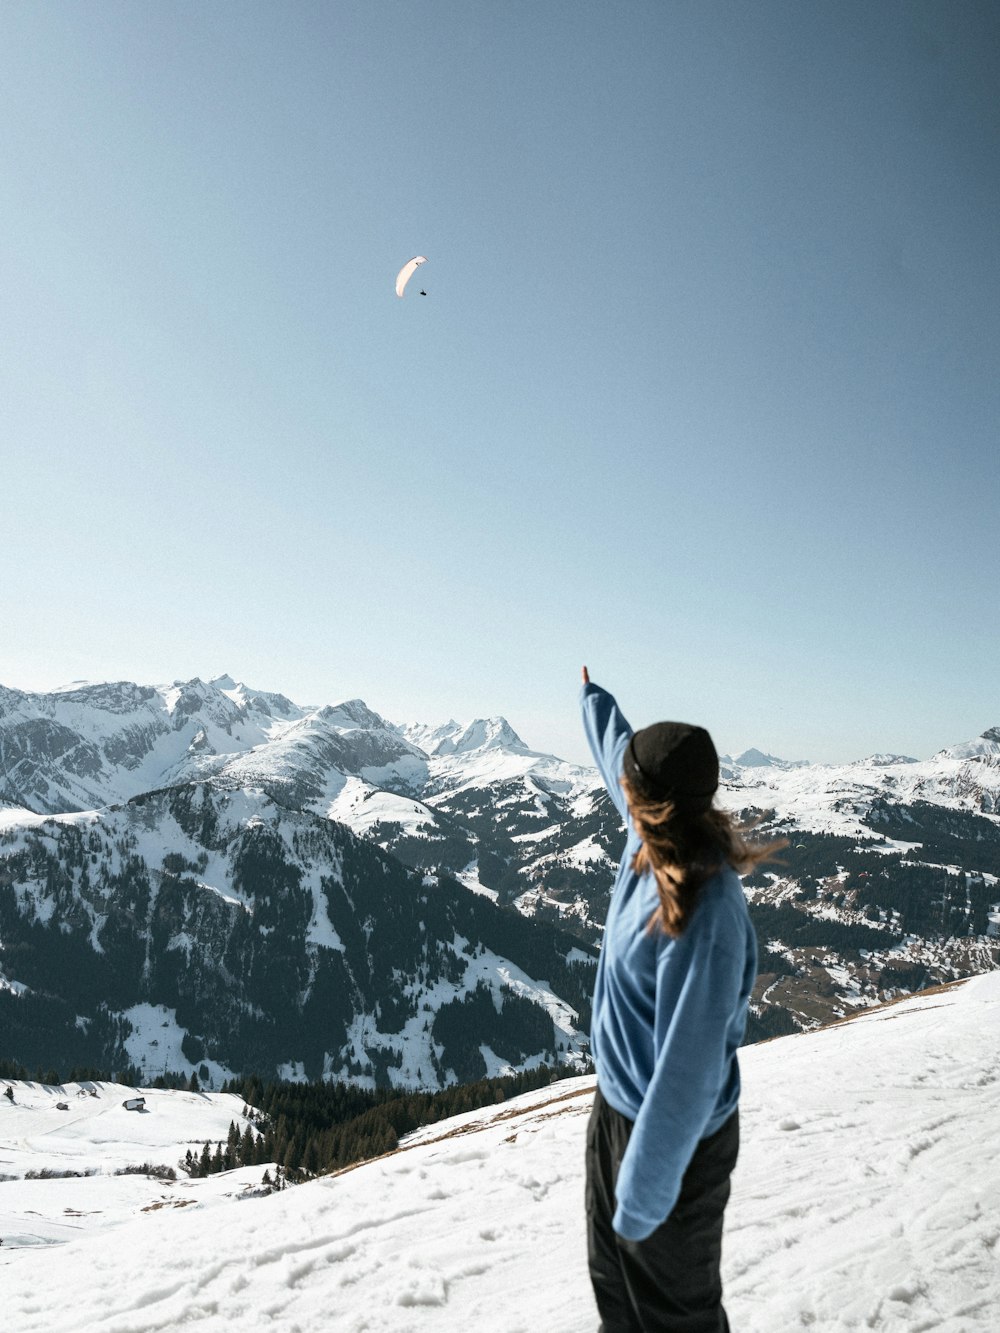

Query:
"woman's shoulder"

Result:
[[689, 864, 753, 941]]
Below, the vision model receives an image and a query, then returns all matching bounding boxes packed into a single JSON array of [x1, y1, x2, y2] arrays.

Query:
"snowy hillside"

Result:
[[0, 1080, 267, 1249], [0, 784, 594, 1088], [4, 972, 998, 1332]]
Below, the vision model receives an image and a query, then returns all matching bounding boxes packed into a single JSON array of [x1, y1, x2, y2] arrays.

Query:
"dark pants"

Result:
[[585, 1088, 739, 1333]]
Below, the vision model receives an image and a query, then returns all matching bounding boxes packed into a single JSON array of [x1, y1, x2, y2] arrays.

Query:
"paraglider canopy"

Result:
[[395, 255, 427, 298]]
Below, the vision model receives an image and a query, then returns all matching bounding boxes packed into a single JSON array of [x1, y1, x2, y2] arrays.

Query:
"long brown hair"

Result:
[[621, 774, 783, 937]]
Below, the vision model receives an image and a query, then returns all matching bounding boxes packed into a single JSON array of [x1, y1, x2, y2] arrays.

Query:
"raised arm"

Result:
[[580, 667, 632, 820]]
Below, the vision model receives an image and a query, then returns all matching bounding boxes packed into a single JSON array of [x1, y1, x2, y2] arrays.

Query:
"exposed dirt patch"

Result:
[[327, 1083, 594, 1179]]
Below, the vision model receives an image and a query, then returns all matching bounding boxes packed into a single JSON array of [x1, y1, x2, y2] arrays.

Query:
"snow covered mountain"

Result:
[[4, 972, 999, 1332], [400, 714, 530, 758], [2, 671, 999, 1080], [720, 746, 809, 771], [718, 730, 1000, 823], [0, 783, 593, 1088], [0, 676, 426, 816]]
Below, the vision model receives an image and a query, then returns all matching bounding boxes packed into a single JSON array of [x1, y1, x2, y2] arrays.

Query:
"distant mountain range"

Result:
[[2, 673, 998, 1085]]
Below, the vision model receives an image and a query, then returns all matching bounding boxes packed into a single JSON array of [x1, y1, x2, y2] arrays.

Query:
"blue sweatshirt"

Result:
[[582, 681, 757, 1242]]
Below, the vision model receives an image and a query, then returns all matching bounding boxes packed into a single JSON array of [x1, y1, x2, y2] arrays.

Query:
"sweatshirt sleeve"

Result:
[[612, 922, 743, 1241], [580, 682, 632, 820]]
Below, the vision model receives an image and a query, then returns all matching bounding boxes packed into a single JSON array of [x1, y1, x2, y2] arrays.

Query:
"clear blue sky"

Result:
[[2, 1, 998, 765]]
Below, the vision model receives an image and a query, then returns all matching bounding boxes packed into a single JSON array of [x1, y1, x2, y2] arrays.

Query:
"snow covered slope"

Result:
[[4, 972, 998, 1332], [0, 1079, 266, 1249], [0, 784, 593, 1088]]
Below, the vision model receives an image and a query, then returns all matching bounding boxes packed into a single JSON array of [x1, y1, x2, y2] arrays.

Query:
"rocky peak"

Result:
[[449, 718, 528, 755]]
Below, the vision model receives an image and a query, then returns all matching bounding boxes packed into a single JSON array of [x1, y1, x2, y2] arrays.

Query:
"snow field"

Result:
[[0, 1082, 264, 1251], [728, 977, 1000, 1331], [3, 973, 999, 1332]]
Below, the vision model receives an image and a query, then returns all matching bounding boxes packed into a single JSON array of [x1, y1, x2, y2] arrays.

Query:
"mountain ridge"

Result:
[[5, 672, 998, 818]]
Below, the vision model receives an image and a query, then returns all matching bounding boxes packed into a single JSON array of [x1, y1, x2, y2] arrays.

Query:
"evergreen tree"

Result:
[[282, 1136, 301, 1174]]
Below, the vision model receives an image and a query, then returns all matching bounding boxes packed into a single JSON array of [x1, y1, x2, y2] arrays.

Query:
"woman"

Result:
[[581, 666, 772, 1333]]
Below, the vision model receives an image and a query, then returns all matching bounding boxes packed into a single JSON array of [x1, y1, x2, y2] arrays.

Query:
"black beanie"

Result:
[[623, 721, 719, 811]]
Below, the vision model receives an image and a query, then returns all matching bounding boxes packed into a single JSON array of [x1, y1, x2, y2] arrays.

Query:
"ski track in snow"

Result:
[[3, 975, 999, 1332]]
